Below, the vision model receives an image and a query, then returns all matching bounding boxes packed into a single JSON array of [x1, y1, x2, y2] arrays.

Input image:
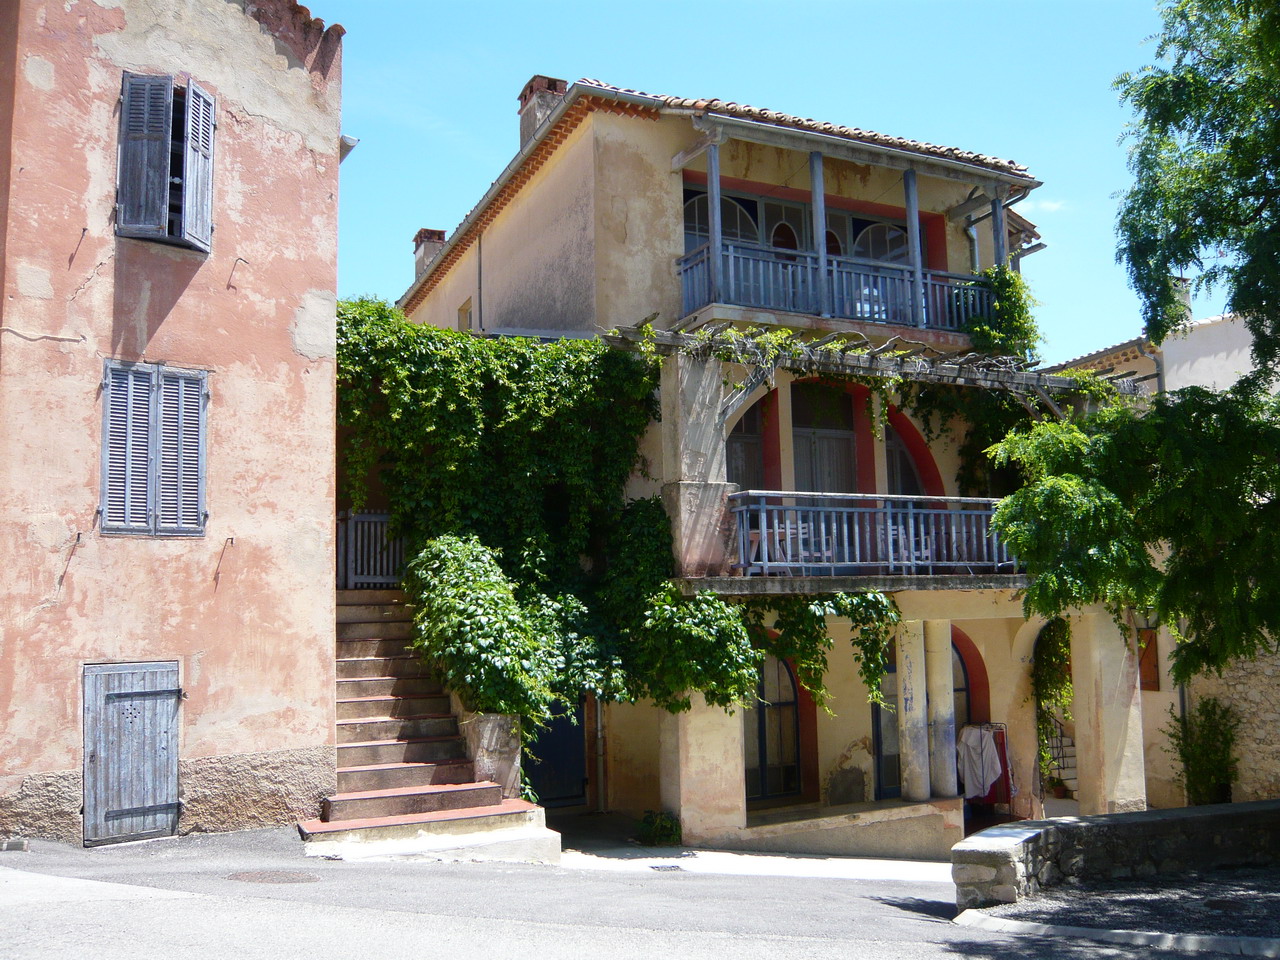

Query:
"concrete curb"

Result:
[[955, 908, 1280, 958]]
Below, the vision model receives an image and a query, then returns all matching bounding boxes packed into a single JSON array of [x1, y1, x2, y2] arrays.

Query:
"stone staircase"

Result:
[[298, 590, 560, 862]]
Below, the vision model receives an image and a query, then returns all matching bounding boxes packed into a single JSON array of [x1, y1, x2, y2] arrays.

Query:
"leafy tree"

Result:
[[1116, 0, 1280, 373], [991, 386, 1280, 681]]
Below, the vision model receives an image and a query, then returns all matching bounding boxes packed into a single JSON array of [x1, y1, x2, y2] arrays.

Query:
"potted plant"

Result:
[[1045, 775, 1068, 799]]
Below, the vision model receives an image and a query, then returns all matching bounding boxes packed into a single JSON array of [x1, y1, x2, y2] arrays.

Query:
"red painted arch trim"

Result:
[[951, 626, 990, 724], [886, 406, 946, 497]]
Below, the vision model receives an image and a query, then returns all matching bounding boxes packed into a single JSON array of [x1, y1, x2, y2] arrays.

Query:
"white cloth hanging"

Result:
[[957, 725, 1003, 799]]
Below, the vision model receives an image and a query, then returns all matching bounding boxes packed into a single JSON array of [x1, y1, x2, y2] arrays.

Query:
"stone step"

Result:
[[337, 589, 407, 605], [337, 714, 457, 744], [337, 637, 414, 659], [299, 798, 544, 843], [322, 781, 503, 821], [337, 693, 449, 720], [337, 620, 414, 642], [337, 759, 475, 793], [336, 656, 429, 680], [337, 735, 467, 767], [337, 603, 413, 625], [336, 676, 444, 699]]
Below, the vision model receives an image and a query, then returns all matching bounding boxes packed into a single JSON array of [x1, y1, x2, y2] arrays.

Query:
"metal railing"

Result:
[[336, 512, 405, 589], [676, 241, 994, 332], [728, 490, 1016, 577]]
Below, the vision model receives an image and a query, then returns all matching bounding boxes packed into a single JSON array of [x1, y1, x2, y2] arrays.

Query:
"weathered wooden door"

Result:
[[83, 661, 181, 845]]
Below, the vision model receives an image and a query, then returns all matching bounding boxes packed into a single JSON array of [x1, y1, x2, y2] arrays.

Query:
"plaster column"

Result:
[[1069, 612, 1147, 815], [707, 141, 723, 303], [896, 619, 931, 802], [658, 693, 746, 844], [660, 351, 736, 577], [903, 168, 926, 328], [809, 151, 829, 317], [925, 619, 958, 798]]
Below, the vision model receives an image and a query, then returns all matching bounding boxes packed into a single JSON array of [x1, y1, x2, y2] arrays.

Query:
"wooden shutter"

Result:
[[116, 73, 173, 240], [181, 81, 215, 252], [101, 362, 155, 532], [155, 368, 207, 535]]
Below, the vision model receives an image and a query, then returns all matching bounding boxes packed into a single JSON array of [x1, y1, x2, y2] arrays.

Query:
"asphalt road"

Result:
[[0, 827, 1246, 960]]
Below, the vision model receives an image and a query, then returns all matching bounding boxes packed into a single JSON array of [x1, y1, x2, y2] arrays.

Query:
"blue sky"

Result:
[[321, 0, 1217, 365]]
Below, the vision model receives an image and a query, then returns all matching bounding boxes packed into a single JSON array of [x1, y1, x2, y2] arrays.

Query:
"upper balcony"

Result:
[[678, 240, 992, 332]]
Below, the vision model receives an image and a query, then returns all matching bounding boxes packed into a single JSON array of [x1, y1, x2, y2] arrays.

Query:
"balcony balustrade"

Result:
[[729, 490, 1015, 577], [677, 241, 994, 332]]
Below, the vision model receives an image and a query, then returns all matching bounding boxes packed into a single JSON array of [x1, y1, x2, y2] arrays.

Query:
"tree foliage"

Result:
[[991, 386, 1280, 681], [1116, 0, 1280, 372]]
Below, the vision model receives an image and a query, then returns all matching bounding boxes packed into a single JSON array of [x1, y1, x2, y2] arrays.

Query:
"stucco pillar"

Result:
[[1069, 612, 1147, 815], [896, 620, 931, 802], [658, 693, 746, 844], [660, 352, 735, 577], [925, 619, 958, 798]]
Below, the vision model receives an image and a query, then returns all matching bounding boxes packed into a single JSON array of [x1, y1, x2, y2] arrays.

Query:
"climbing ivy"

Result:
[[964, 265, 1042, 364], [338, 299, 899, 730]]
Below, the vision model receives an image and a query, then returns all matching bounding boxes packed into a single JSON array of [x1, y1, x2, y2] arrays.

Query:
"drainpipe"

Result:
[[595, 699, 606, 812], [1136, 341, 1165, 394], [965, 223, 980, 273]]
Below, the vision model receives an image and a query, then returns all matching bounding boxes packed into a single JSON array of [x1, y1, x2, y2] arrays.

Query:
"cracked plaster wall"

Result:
[[0, 0, 343, 837]]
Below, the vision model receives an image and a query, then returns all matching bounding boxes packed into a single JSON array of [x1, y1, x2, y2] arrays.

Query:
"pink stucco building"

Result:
[[0, 0, 344, 843]]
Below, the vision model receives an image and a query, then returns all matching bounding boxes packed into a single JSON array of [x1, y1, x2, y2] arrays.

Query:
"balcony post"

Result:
[[991, 191, 1008, 266], [809, 151, 829, 316], [707, 141, 723, 304], [902, 168, 926, 328]]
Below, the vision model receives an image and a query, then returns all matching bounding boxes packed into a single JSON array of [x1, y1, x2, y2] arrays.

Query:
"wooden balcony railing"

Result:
[[677, 241, 994, 332], [336, 512, 405, 589], [728, 490, 1016, 577]]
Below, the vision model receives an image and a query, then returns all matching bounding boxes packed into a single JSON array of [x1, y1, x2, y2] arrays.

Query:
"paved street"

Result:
[[0, 825, 1248, 960]]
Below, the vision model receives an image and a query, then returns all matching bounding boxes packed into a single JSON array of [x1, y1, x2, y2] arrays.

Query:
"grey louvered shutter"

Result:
[[101, 362, 155, 532], [117, 73, 173, 240], [155, 368, 207, 536], [180, 81, 215, 252]]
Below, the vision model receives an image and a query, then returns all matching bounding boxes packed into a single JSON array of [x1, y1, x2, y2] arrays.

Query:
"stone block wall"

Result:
[[951, 800, 1280, 909], [1191, 649, 1280, 802]]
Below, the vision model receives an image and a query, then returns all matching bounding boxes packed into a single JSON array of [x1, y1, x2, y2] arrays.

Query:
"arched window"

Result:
[[886, 425, 924, 497], [825, 229, 843, 257], [727, 402, 765, 492], [683, 193, 759, 253], [771, 221, 799, 251], [743, 655, 801, 800], [852, 222, 909, 263]]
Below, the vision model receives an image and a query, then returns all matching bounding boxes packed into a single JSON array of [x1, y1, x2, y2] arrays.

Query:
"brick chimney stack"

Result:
[[414, 228, 446, 278], [518, 75, 567, 147]]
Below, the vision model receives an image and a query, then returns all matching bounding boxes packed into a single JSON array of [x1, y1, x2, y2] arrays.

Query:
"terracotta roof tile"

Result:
[[578, 79, 1034, 180]]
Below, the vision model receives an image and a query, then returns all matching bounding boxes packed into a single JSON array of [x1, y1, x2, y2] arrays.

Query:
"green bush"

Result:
[[1163, 696, 1241, 806]]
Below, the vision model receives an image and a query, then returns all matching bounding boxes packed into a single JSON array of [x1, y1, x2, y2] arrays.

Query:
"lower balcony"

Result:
[[677, 241, 993, 332], [729, 491, 1015, 578]]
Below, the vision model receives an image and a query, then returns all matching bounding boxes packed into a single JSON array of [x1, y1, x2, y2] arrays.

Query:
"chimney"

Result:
[[518, 75, 567, 147], [414, 228, 446, 277]]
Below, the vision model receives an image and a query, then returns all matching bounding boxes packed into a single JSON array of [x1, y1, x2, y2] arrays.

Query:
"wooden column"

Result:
[[925, 619, 958, 798], [903, 168, 926, 328], [707, 142, 723, 304], [991, 193, 1008, 266], [896, 619, 931, 802], [809, 151, 829, 316]]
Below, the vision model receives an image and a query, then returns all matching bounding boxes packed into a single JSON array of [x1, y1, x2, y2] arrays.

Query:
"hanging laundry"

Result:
[[958, 725, 1003, 799]]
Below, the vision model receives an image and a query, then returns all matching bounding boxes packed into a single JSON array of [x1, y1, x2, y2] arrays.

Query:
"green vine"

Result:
[[964, 265, 1042, 364], [1030, 617, 1074, 778], [339, 299, 899, 732]]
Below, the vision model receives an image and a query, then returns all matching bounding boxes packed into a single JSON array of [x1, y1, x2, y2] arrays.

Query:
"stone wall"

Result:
[[952, 800, 1280, 909], [1191, 649, 1280, 802]]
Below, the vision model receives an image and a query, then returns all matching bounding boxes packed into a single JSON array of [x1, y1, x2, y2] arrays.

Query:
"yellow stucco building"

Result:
[[391, 75, 1167, 859]]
